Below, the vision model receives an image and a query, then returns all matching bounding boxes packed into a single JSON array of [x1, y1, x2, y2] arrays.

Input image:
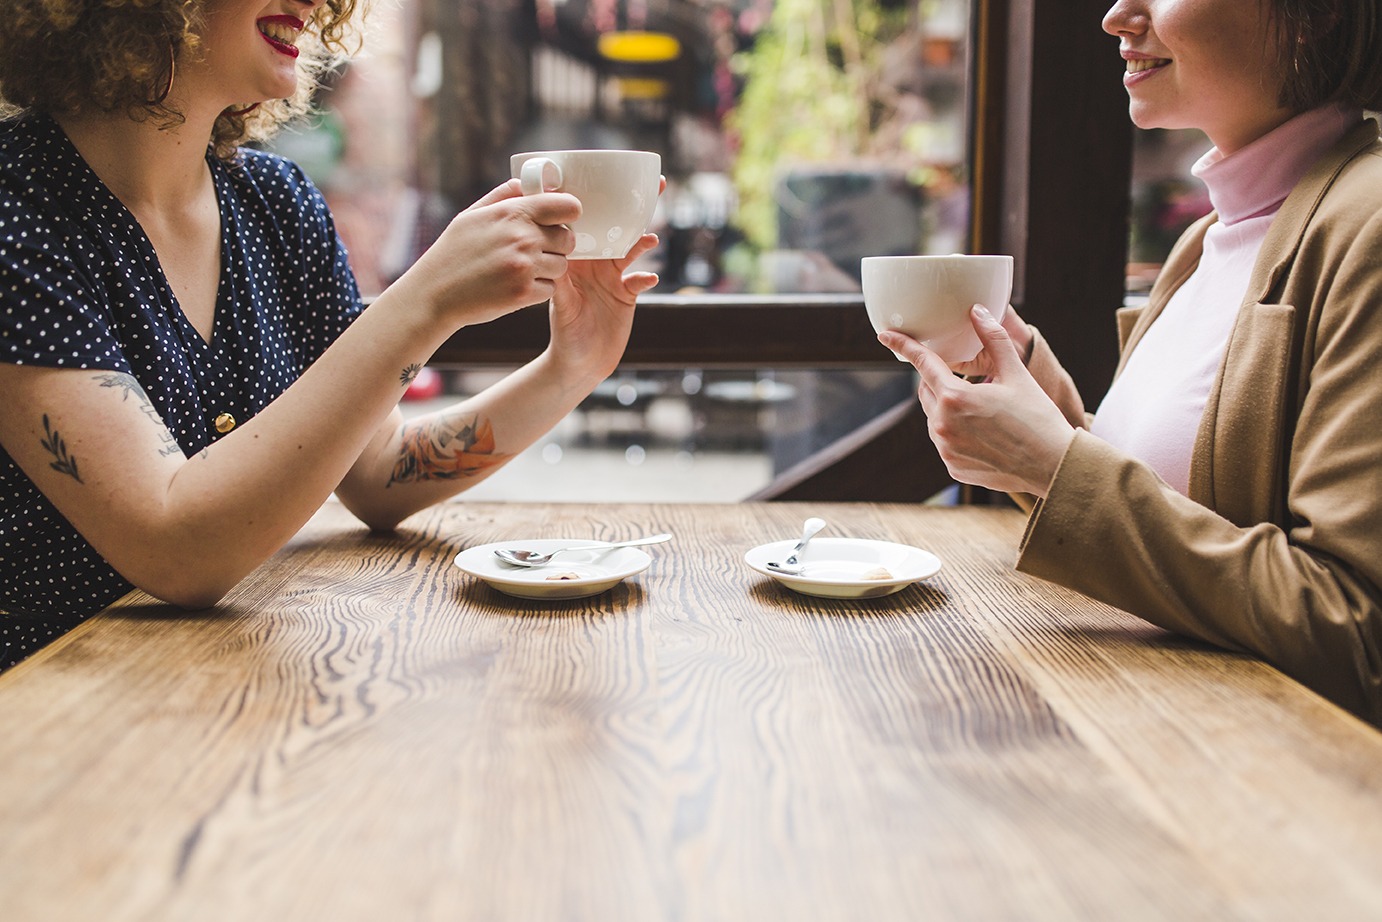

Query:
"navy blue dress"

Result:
[[0, 114, 364, 667]]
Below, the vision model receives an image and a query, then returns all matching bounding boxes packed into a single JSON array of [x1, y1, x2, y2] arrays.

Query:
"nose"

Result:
[[1102, 1, 1147, 37]]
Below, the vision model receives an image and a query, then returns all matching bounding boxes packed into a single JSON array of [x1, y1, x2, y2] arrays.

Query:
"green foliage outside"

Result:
[[728, 0, 915, 252]]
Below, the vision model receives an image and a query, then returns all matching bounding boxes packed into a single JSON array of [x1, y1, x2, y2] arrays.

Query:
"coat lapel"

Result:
[[1189, 302, 1297, 526], [1188, 119, 1379, 525]]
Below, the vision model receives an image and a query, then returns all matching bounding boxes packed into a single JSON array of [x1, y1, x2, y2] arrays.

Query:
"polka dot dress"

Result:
[[0, 113, 364, 669]]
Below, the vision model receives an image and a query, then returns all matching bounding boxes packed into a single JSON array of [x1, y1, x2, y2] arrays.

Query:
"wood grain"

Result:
[[3, 502, 1382, 921]]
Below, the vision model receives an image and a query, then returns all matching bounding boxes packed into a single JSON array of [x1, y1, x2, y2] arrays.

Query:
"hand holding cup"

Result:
[[862, 254, 1014, 365], [510, 149, 662, 260]]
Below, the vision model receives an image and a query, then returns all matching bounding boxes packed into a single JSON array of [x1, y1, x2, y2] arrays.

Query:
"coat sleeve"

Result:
[[1015, 206, 1382, 724], [1025, 323, 1087, 430]]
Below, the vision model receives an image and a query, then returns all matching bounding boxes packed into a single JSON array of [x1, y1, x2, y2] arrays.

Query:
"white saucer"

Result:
[[454, 539, 653, 600], [743, 537, 942, 599]]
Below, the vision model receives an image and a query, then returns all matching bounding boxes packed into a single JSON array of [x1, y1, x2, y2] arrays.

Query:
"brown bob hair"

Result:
[[1274, 0, 1382, 111], [0, 0, 364, 160]]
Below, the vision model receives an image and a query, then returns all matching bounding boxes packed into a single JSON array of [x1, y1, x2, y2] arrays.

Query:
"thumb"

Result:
[[464, 179, 524, 212], [971, 304, 1025, 376]]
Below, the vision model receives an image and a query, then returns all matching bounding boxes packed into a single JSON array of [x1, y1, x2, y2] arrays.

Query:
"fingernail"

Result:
[[974, 304, 993, 321]]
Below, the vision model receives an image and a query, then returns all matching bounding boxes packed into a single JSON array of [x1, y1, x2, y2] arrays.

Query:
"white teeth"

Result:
[[259, 23, 298, 45], [1127, 58, 1169, 74]]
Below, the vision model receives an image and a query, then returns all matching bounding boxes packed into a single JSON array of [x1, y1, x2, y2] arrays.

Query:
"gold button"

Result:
[[214, 412, 236, 434]]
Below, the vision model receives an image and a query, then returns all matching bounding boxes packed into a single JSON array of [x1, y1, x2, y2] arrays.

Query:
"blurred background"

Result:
[[263, 0, 1210, 502]]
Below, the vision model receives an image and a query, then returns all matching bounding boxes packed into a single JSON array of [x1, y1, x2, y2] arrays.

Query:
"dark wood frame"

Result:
[[428, 0, 1134, 502]]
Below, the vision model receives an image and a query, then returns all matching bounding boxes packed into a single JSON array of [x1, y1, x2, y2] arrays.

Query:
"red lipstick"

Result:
[[257, 15, 304, 59]]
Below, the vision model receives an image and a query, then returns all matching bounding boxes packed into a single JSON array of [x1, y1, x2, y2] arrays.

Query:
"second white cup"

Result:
[[509, 149, 661, 260], [861, 254, 1014, 364]]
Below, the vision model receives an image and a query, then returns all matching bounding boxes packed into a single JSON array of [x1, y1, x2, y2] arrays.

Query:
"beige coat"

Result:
[[1016, 118, 1382, 724]]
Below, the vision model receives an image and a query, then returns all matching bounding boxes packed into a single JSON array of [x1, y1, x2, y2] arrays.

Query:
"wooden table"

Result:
[[4, 501, 1382, 921]]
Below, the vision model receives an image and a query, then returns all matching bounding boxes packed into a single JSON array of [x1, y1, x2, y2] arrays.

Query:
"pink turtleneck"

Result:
[[1088, 103, 1360, 495]]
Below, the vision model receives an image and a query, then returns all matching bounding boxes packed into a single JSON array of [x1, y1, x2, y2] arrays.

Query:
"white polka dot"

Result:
[[0, 113, 363, 668]]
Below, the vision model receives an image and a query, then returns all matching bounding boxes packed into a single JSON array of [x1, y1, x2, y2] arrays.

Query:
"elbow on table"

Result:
[[117, 555, 245, 611], [334, 494, 408, 534], [135, 573, 235, 612]]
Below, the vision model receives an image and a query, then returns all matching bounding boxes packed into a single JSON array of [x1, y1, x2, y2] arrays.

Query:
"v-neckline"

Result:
[[119, 161, 230, 352], [44, 115, 230, 350]]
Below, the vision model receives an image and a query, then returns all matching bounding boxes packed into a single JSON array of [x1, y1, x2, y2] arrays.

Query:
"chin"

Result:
[[1128, 106, 1174, 133]]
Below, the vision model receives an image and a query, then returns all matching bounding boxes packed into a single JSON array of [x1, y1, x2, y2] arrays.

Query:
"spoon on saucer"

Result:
[[494, 533, 673, 568], [767, 516, 826, 575]]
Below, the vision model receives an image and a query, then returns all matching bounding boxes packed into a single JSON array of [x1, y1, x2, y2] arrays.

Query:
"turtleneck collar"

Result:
[[1192, 103, 1361, 226]]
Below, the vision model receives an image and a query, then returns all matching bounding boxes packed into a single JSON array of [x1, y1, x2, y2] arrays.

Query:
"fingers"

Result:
[[623, 271, 660, 296], [998, 305, 1035, 362], [466, 179, 524, 211], [877, 330, 953, 390], [615, 233, 660, 272], [877, 331, 953, 422], [518, 191, 582, 227], [998, 303, 1023, 334], [876, 329, 923, 365], [970, 305, 1025, 375], [533, 251, 570, 283], [541, 223, 576, 257]]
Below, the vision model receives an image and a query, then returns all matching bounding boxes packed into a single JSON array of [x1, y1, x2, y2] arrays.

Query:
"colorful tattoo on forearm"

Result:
[[95, 372, 181, 457], [40, 414, 82, 483], [388, 414, 511, 485]]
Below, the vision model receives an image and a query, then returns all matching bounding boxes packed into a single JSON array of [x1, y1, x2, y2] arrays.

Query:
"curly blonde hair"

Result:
[[0, 0, 365, 160]]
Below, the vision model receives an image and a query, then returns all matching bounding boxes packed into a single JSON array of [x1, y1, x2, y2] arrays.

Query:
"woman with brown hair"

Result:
[[882, 0, 1382, 722], [0, 0, 660, 665]]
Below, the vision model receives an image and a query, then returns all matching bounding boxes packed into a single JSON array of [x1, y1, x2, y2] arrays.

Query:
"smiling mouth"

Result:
[[1126, 57, 1170, 74], [258, 17, 303, 58]]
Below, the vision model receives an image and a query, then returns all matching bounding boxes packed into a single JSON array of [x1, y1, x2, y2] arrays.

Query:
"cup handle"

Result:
[[519, 157, 562, 195]]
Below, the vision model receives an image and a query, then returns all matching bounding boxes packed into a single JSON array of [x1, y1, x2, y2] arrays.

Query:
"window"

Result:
[[261, 0, 981, 502], [266, 0, 1134, 502], [272, 0, 975, 299], [1127, 128, 1211, 300]]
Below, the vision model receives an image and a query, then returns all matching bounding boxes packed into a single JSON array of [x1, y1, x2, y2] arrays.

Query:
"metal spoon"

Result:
[[493, 533, 673, 568], [767, 517, 826, 575]]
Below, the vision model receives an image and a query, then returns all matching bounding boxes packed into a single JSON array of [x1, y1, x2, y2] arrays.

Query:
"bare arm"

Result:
[[334, 231, 661, 527], [0, 183, 586, 608]]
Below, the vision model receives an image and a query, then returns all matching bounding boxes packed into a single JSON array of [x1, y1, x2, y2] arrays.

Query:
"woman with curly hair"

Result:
[[0, 0, 661, 666], [881, 0, 1382, 723]]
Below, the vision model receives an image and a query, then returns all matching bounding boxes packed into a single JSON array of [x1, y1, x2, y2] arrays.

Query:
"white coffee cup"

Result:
[[509, 149, 661, 260], [861, 254, 1014, 364]]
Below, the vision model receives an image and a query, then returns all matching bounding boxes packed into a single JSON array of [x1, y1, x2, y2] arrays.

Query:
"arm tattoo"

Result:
[[399, 364, 422, 387], [94, 372, 182, 457], [388, 414, 511, 486], [40, 415, 83, 483]]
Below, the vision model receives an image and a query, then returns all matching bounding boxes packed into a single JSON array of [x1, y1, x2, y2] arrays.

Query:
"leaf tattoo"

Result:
[[40, 415, 83, 483], [388, 415, 511, 486]]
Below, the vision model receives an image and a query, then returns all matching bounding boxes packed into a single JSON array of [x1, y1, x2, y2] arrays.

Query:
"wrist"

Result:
[[534, 346, 609, 397], [1029, 424, 1076, 498], [380, 263, 454, 333]]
